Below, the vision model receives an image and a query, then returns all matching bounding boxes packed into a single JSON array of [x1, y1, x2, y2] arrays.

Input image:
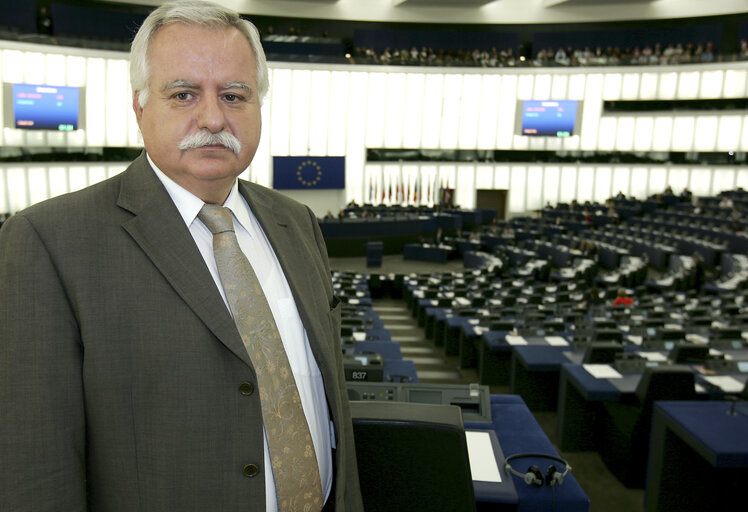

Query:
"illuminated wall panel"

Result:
[[517, 75, 534, 100], [559, 166, 577, 204], [602, 73, 622, 100], [421, 73, 444, 149], [615, 117, 635, 152], [27, 167, 48, 206], [712, 168, 736, 194], [24, 51, 45, 85], [576, 166, 594, 203], [44, 53, 66, 86], [723, 69, 747, 97], [7, 168, 27, 212], [440, 74, 462, 149], [594, 166, 612, 203], [456, 165, 475, 208], [741, 115, 748, 150], [671, 116, 695, 151], [611, 167, 631, 197], [677, 71, 700, 99], [289, 69, 312, 155], [269, 68, 291, 155], [508, 166, 526, 212], [383, 72, 406, 148], [737, 169, 748, 190], [476, 75, 500, 149], [327, 71, 349, 155], [402, 73, 425, 149], [633, 117, 654, 152], [494, 166, 510, 190], [475, 165, 494, 189], [105, 59, 129, 147], [526, 166, 543, 211], [85, 58, 106, 147], [496, 75, 517, 149], [567, 74, 586, 100], [689, 167, 712, 196], [699, 70, 723, 98], [580, 74, 603, 150], [0, 168, 7, 213], [364, 72, 386, 149], [543, 166, 560, 206], [308, 70, 332, 154], [597, 117, 617, 151], [639, 73, 658, 100], [551, 74, 568, 99], [658, 72, 678, 99], [533, 74, 552, 99], [630, 167, 649, 198], [458, 74, 482, 149], [68, 166, 88, 192], [89, 166, 107, 186], [652, 117, 674, 151], [648, 167, 667, 195], [716, 116, 741, 151], [668, 167, 690, 194], [692, 116, 719, 152], [621, 73, 640, 100]]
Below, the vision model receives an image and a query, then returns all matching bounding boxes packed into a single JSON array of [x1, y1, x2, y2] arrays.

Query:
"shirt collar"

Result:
[[147, 152, 251, 235]]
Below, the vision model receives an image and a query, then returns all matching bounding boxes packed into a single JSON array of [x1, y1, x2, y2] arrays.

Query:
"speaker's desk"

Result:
[[403, 243, 450, 263], [645, 401, 748, 512], [466, 394, 590, 512]]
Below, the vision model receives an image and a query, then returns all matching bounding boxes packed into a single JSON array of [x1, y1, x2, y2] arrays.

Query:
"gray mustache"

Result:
[[178, 131, 242, 154]]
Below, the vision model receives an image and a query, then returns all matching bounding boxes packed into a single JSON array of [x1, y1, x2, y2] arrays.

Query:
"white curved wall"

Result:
[[105, 0, 748, 24], [1, 39, 747, 216]]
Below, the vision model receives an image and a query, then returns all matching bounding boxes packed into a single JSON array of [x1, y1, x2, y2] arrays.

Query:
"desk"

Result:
[[382, 360, 419, 383], [511, 346, 582, 411], [466, 395, 590, 512], [645, 401, 748, 511], [403, 243, 450, 263]]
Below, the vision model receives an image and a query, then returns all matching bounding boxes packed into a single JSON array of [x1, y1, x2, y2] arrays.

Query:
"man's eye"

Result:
[[224, 94, 241, 102], [174, 92, 192, 101]]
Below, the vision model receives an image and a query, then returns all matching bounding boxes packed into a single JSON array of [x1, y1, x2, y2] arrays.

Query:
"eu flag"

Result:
[[273, 156, 345, 190]]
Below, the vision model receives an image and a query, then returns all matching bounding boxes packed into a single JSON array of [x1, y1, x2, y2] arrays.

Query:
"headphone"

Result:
[[504, 453, 572, 488]]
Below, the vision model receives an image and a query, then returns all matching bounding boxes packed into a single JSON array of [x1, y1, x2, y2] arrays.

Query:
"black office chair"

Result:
[[668, 343, 709, 364], [582, 342, 624, 364], [593, 329, 624, 343], [350, 401, 477, 512], [597, 366, 696, 488]]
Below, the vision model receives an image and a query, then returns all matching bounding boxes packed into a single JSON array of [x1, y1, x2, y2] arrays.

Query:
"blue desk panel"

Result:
[[467, 395, 590, 512], [645, 401, 748, 512]]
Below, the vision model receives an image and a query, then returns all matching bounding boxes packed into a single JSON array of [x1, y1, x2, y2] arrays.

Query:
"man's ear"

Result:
[[132, 91, 143, 124]]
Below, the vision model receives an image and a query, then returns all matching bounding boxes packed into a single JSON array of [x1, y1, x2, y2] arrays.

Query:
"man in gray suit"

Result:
[[0, 1, 363, 510]]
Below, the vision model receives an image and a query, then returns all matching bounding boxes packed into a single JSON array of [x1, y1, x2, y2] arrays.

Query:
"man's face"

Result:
[[133, 23, 261, 203]]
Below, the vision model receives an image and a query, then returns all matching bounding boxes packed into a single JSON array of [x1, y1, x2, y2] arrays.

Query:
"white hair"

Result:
[[130, 0, 268, 107]]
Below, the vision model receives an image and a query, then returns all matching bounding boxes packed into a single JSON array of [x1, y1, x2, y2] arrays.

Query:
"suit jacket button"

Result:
[[243, 464, 259, 477], [239, 382, 254, 396]]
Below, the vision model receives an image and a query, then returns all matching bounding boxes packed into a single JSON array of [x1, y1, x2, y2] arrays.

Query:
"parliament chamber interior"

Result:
[[2, 1, 748, 511]]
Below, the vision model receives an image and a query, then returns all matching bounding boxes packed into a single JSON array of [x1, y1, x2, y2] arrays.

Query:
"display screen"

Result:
[[518, 100, 581, 137], [7, 83, 82, 131]]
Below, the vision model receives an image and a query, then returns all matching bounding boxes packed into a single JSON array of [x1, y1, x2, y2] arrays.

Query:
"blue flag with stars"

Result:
[[273, 156, 345, 190]]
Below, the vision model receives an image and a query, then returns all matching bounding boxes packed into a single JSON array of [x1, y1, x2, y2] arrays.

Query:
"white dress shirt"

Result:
[[148, 155, 333, 511]]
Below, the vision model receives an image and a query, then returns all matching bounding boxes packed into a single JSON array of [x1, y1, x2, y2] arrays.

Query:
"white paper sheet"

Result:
[[583, 364, 623, 379], [703, 376, 745, 393], [465, 431, 502, 483], [352, 332, 366, 342], [505, 335, 528, 345], [638, 351, 669, 362], [545, 336, 569, 346]]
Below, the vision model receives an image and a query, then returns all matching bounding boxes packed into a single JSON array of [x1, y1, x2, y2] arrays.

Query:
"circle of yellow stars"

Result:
[[296, 160, 323, 187]]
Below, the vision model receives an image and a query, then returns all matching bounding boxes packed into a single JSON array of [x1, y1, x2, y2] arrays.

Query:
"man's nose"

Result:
[[196, 96, 227, 133]]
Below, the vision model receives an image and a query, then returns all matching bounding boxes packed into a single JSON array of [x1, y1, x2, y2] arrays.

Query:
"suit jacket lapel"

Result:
[[116, 154, 252, 368], [239, 182, 335, 375]]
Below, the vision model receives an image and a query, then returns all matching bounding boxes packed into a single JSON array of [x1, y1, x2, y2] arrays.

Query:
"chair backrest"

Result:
[[668, 343, 709, 364], [350, 401, 477, 512], [635, 366, 696, 408], [583, 342, 624, 364]]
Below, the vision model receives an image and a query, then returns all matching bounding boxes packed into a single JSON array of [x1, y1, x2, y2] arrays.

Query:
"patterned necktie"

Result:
[[198, 204, 323, 512]]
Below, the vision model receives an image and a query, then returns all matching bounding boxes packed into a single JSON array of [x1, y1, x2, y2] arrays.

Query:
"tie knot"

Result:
[[198, 204, 235, 234]]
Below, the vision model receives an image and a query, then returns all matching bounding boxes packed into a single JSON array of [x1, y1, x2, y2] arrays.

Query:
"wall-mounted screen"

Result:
[[516, 100, 581, 137], [3, 83, 85, 131]]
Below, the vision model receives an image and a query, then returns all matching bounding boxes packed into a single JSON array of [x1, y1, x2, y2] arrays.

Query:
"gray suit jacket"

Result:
[[0, 152, 364, 511]]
